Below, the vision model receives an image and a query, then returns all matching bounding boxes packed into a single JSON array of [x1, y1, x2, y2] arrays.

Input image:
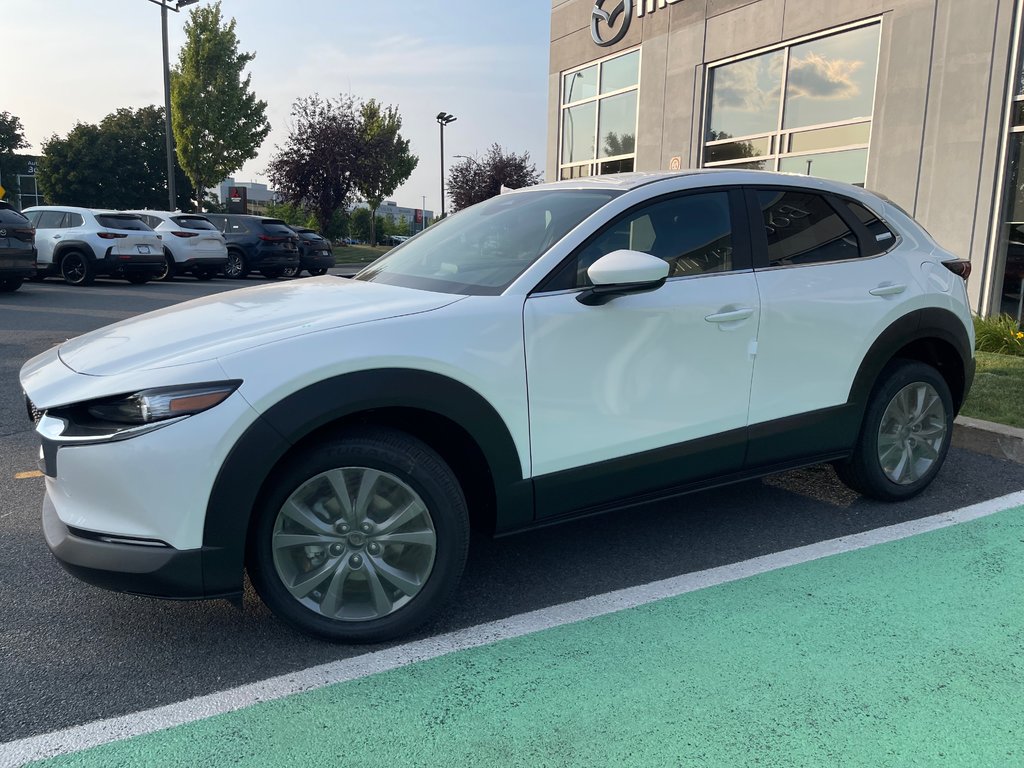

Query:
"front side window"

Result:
[[704, 23, 880, 186], [357, 189, 619, 295], [755, 189, 860, 266], [559, 49, 640, 180], [545, 191, 736, 290]]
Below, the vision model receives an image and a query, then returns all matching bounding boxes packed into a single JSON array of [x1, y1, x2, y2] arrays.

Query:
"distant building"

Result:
[[0, 155, 44, 210], [353, 200, 433, 233], [216, 178, 279, 215]]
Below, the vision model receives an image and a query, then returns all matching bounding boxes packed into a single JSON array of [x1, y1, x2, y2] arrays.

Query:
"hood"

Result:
[[58, 277, 461, 376]]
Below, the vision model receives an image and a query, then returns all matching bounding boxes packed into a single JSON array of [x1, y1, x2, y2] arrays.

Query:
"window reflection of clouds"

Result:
[[709, 50, 783, 139]]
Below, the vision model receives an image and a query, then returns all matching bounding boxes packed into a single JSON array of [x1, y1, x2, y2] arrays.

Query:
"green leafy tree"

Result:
[[37, 106, 195, 210], [268, 94, 363, 235], [447, 143, 542, 212], [356, 101, 418, 247], [350, 207, 372, 243], [171, 1, 270, 212], [0, 112, 31, 204], [265, 200, 317, 230]]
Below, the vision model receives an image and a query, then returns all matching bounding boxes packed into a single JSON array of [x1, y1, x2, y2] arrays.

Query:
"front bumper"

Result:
[[42, 492, 213, 598]]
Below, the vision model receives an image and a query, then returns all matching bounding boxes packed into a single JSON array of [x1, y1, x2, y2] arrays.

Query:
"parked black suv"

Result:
[[204, 214, 300, 279], [288, 227, 334, 277], [0, 201, 36, 292]]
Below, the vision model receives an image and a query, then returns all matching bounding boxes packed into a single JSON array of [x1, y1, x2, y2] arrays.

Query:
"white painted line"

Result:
[[3, 489, 1023, 767]]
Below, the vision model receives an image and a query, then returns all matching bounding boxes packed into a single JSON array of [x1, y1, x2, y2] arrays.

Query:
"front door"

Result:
[[524, 189, 760, 519]]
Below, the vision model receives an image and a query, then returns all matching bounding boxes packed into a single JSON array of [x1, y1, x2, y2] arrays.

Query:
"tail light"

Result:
[[258, 235, 282, 242], [97, 232, 128, 240], [941, 259, 971, 280], [170, 231, 198, 238]]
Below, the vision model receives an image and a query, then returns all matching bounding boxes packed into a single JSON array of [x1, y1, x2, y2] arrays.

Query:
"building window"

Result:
[[702, 23, 881, 186], [559, 49, 640, 180], [994, 50, 1024, 321]]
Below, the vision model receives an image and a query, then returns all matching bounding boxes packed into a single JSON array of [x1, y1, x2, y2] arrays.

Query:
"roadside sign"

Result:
[[0, 183, 6, 199]]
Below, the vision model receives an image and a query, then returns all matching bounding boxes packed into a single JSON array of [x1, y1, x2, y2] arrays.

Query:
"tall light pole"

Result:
[[421, 194, 427, 232], [148, 0, 199, 211], [436, 112, 456, 218]]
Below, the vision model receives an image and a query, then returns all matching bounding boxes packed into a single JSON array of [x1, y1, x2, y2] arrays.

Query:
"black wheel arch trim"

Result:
[[848, 307, 973, 412], [53, 241, 96, 263], [201, 368, 528, 596]]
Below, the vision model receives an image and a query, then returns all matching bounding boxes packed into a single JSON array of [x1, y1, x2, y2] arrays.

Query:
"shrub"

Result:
[[974, 313, 1024, 356]]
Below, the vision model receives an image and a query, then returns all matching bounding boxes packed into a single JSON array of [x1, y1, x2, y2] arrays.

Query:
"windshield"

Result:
[[356, 189, 619, 295]]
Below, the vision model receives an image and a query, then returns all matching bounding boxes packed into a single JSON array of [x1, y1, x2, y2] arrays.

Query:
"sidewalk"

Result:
[[30, 503, 1024, 768]]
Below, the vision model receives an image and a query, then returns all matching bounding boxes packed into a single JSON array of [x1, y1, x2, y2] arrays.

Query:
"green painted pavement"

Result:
[[37, 506, 1024, 767]]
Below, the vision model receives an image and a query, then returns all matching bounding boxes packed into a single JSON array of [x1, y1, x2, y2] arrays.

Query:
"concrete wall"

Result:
[[549, 0, 1020, 309]]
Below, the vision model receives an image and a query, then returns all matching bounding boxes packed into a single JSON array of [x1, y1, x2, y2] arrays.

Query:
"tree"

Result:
[[171, 1, 270, 212], [447, 144, 542, 212], [268, 94, 363, 235], [350, 207, 373, 243], [356, 101, 418, 248], [265, 200, 317, 230], [0, 112, 29, 155], [36, 106, 195, 210]]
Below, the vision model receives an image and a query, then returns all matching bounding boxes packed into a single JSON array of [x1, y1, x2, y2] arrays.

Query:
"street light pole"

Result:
[[436, 112, 456, 218], [160, 0, 176, 211]]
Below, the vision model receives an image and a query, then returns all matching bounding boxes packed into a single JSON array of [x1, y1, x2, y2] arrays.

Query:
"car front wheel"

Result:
[[248, 427, 469, 643], [834, 360, 954, 501]]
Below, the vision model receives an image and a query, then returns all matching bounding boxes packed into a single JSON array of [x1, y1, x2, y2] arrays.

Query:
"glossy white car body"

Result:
[[20, 170, 975, 639], [125, 210, 228, 279]]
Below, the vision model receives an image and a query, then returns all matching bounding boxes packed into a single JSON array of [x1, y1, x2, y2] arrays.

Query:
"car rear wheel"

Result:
[[157, 253, 176, 281], [224, 250, 248, 279], [60, 251, 95, 286], [834, 360, 954, 501], [281, 265, 300, 278], [248, 426, 469, 643], [0, 277, 24, 292]]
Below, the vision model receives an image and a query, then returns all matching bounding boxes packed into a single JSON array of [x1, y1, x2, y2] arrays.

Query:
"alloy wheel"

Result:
[[876, 382, 948, 485]]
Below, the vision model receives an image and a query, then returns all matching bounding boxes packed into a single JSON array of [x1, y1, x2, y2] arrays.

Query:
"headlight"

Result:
[[85, 381, 242, 425]]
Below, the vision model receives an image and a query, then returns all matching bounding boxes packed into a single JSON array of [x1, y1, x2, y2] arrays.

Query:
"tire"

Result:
[[261, 268, 284, 279], [224, 250, 248, 279], [127, 274, 151, 285], [281, 265, 300, 278], [834, 359, 954, 501], [60, 251, 95, 286], [0, 277, 23, 292], [248, 426, 470, 643], [309, 267, 329, 276], [157, 253, 176, 281]]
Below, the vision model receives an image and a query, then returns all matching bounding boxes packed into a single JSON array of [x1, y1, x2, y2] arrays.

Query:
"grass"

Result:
[[960, 351, 1024, 429], [973, 313, 1024, 356], [333, 244, 391, 264]]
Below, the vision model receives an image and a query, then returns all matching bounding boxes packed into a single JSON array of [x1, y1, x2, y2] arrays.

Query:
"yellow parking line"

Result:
[[15, 470, 43, 479]]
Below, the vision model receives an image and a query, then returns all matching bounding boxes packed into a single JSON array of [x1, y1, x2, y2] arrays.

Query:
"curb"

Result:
[[953, 415, 1024, 465]]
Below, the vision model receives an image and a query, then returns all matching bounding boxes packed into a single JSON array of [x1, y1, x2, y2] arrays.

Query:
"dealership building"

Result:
[[548, 0, 1024, 318]]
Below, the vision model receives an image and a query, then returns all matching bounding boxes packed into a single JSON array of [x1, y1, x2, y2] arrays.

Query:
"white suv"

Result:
[[126, 210, 229, 281], [20, 171, 975, 642], [22, 207, 164, 285]]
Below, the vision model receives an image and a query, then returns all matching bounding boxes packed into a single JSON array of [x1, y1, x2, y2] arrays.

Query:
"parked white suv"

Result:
[[126, 210, 229, 281], [20, 171, 975, 642], [22, 207, 164, 285]]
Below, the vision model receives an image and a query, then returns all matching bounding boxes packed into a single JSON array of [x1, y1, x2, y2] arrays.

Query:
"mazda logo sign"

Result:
[[592, 0, 632, 47], [0, 230, 6, 237]]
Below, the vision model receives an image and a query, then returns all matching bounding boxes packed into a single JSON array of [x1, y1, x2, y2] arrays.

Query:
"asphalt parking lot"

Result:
[[3, 275, 1024, 758]]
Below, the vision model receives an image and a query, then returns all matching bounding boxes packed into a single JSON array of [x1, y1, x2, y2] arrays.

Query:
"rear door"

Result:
[[744, 186, 916, 465]]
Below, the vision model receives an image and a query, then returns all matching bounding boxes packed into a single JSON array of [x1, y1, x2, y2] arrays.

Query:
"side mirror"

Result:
[[577, 249, 670, 306]]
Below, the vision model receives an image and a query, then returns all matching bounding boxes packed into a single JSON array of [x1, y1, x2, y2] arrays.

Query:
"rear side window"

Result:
[[754, 189, 860, 267], [222, 218, 250, 234], [171, 216, 217, 231], [260, 220, 295, 236], [95, 214, 152, 231], [843, 199, 896, 256], [66, 213, 84, 228]]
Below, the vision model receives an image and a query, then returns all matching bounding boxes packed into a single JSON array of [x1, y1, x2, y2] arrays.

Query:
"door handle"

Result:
[[869, 283, 906, 297], [705, 307, 755, 323], [53, 234, 62, 240]]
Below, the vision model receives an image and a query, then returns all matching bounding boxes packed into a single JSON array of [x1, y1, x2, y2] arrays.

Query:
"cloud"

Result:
[[786, 52, 863, 101]]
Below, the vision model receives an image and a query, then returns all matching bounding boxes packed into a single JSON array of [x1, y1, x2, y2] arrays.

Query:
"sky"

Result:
[[4, 0, 553, 214]]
